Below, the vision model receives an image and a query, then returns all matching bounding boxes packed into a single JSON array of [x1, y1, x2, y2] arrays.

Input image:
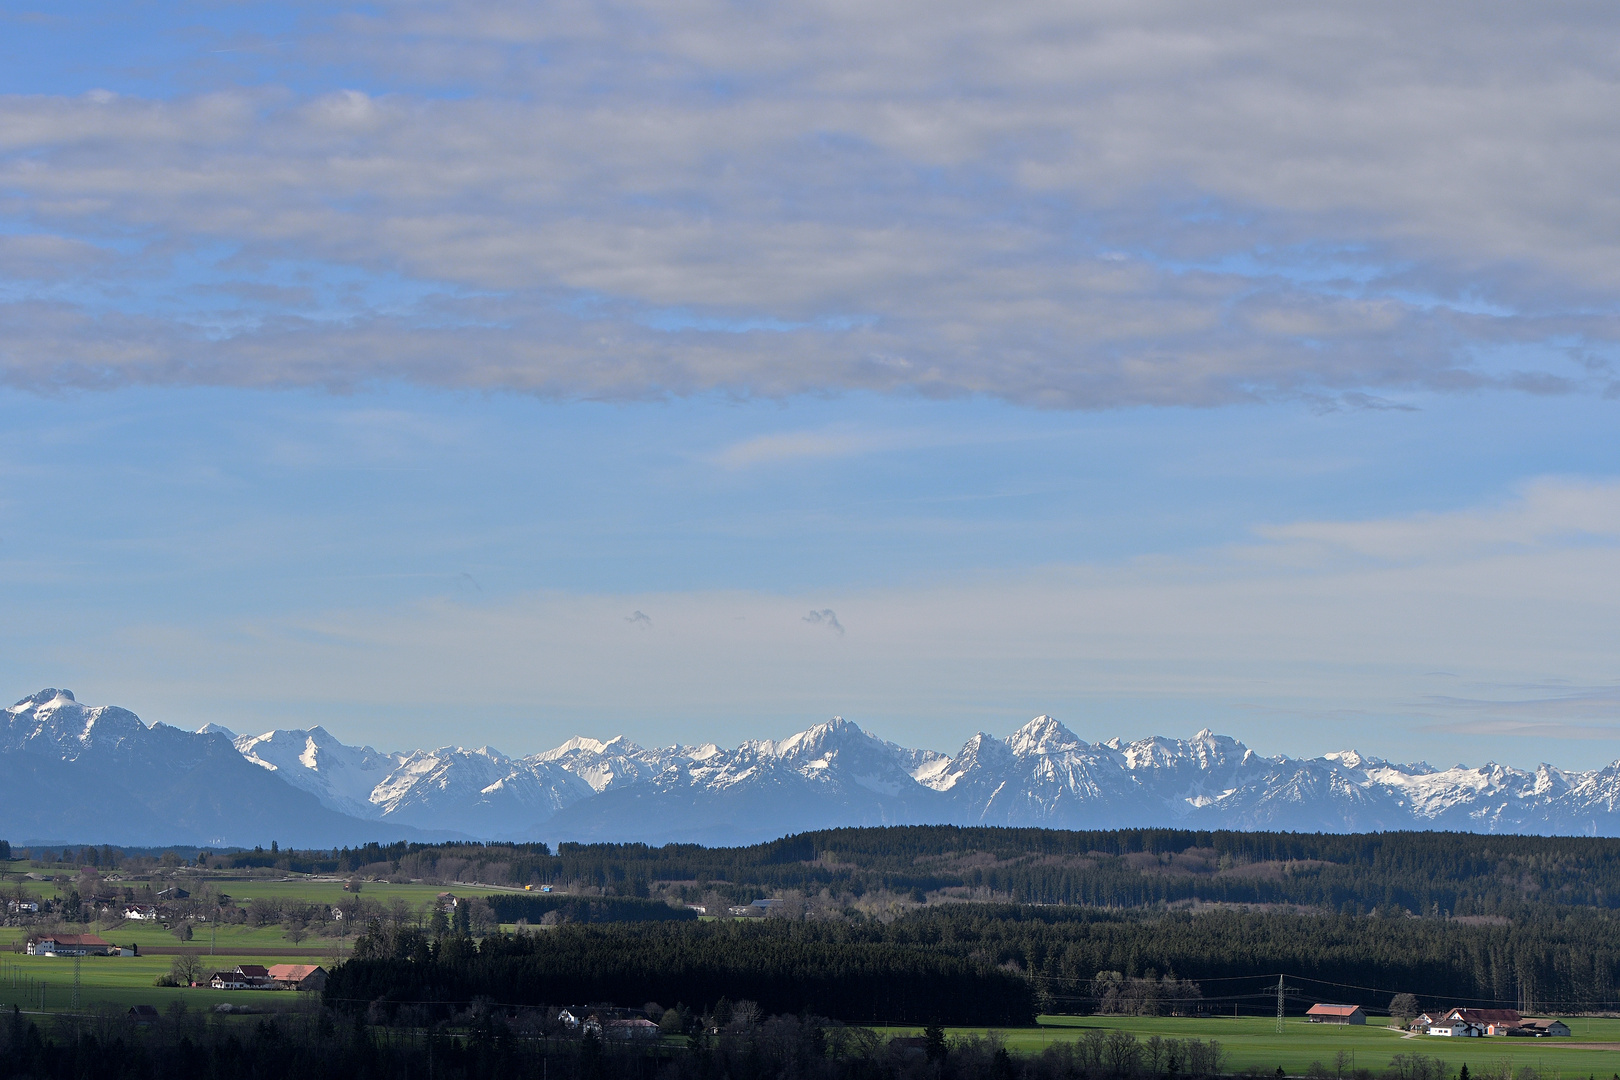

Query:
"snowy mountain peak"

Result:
[[771, 716, 874, 758], [535, 734, 643, 759], [1323, 749, 1389, 771], [5, 688, 147, 755], [22, 688, 75, 707], [196, 722, 237, 739], [1007, 715, 1084, 756]]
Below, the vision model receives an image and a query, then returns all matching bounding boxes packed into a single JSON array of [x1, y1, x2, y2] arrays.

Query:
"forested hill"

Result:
[[538, 827, 1620, 916], [312, 827, 1620, 1020], [208, 825, 1620, 918]]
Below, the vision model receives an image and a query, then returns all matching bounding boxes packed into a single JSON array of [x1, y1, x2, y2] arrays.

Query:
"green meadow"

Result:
[[0, 951, 307, 1015], [944, 1016, 1620, 1075]]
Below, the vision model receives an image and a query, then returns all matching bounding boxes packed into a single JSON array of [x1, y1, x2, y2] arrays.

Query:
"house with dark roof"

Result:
[[236, 964, 274, 988], [605, 1018, 662, 1041], [210, 965, 275, 990], [1448, 1008, 1522, 1026]]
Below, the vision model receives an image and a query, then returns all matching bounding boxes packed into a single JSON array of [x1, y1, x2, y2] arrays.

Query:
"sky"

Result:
[[2, 1, 1620, 770]]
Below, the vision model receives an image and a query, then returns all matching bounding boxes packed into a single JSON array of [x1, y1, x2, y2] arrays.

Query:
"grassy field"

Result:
[[0, 858, 549, 1021], [0, 951, 310, 1015], [921, 1016, 1620, 1077], [0, 911, 347, 1017], [1, 919, 347, 954], [215, 878, 511, 906], [0, 862, 513, 907]]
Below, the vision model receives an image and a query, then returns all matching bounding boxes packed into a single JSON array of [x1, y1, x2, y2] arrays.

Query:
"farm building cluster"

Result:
[[1306, 1004, 1569, 1038], [22, 933, 134, 957], [206, 964, 328, 991]]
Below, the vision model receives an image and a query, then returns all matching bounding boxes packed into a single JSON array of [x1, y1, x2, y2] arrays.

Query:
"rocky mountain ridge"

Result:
[[213, 707, 1620, 843], [10, 687, 1620, 845]]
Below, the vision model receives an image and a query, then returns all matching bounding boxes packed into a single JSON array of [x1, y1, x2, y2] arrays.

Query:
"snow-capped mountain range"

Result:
[[10, 687, 1620, 846]]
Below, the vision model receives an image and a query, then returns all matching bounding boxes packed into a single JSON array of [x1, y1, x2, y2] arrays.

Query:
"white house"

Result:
[[729, 898, 785, 917], [1427, 1021, 1483, 1037], [123, 906, 159, 921], [27, 934, 113, 957]]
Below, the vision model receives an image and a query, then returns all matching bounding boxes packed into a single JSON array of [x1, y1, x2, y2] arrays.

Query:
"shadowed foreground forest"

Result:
[[330, 901, 1620, 1023], [0, 1005, 1248, 1080]]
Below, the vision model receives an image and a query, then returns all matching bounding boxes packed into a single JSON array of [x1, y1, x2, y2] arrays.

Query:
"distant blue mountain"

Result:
[[9, 688, 1620, 846]]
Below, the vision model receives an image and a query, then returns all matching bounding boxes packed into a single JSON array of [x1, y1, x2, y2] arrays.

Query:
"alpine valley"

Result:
[[8, 687, 1620, 846]]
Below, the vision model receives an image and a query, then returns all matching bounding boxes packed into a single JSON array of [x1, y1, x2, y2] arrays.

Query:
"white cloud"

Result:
[[708, 428, 926, 468], [0, 3, 1618, 403], [1257, 478, 1620, 562]]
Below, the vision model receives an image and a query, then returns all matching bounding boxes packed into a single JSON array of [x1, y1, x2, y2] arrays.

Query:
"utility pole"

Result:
[[72, 953, 81, 1011], [1276, 976, 1285, 1034]]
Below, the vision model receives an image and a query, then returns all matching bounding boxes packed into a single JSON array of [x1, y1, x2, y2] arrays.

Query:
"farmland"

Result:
[[7, 832, 1620, 1079], [1002, 1016, 1620, 1077]]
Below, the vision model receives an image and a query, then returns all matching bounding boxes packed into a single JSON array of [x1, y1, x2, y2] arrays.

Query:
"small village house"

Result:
[[605, 1018, 662, 1041], [210, 964, 275, 990], [728, 898, 785, 916], [1427, 1020, 1482, 1037], [127, 1005, 160, 1025], [236, 964, 274, 988], [123, 905, 159, 921], [1306, 1004, 1366, 1025], [1515, 1019, 1571, 1037]]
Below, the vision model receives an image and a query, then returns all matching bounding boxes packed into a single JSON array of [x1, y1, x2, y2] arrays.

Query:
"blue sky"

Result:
[[3, 2, 1619, 769]]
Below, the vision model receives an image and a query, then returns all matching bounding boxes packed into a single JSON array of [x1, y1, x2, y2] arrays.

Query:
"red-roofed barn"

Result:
[[1306, 1004, 1366, 1025]]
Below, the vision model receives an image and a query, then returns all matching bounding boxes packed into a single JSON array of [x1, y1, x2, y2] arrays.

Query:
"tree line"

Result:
[[329, 919, 1038, 1025], [331, 901, 1620, 1018], [0, 1000, 1253, 1080], [484, 893, 697, 924], [20, 827, 1620, 920]]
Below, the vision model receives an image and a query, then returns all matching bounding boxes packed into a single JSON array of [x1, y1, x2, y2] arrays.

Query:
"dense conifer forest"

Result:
[[329, 900, 1620, 1020], [200, 826, 1620, 918]]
